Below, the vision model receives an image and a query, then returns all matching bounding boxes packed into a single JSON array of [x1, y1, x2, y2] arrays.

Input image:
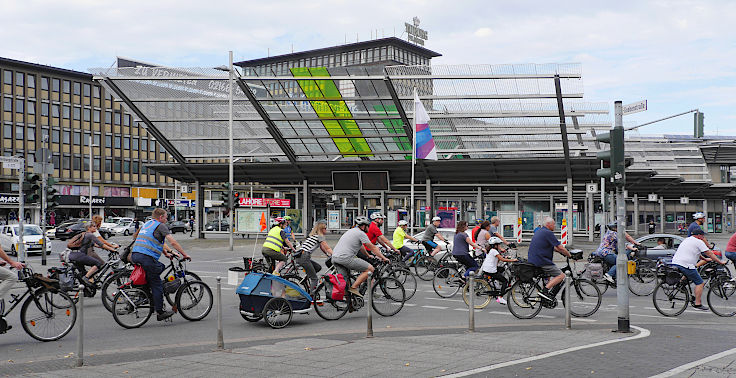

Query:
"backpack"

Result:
[[66, 233, 85, 250], [325, 273, 346, 300]]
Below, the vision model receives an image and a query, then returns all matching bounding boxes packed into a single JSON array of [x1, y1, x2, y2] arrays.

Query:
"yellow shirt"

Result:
[[393, 227, 407, 249]]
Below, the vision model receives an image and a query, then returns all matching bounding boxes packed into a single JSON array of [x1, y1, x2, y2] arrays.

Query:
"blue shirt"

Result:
[[687, 222, 702, 237], [452, 232, 470, 256], [284, 225, 293, 239], [527, 227, 560, 267]]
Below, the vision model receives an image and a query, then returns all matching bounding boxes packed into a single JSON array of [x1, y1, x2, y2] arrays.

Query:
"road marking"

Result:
[[422, 305, 449, 310], [571, 318, 597, 322], [650, 347, 736, 377], [404, 303, 417, 307], [629, 313, 677, 320], [426, 297, 464, 303], [441, 326, 650, 377], [485, 311, 554, 319]]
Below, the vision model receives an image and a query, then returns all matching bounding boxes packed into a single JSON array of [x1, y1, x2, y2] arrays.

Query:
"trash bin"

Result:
[[228, 266, 246, 286]]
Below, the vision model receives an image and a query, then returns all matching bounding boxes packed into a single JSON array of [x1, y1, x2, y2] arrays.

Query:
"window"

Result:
[[3, 97, 11, 112], [73, 106, 81, 120], [83, 131, 90, 146], [93, 109, 100, 123], [93, 86, 100, 98], [41, 102, 49, 116], [105, 158, 112, 172], [3, 71, 12, 85], [63, 130, 70, 144], [141, 138, 147, 151], [123, 114, 130, 126], [15, 99, 23, 113], [15, 126, 23, 140], [41, 77, 49, 91], [27, 75, 35, 89], [93, 157, 100, 171], [3, 124, 11, 139], [105, 111, 111, 124], [132, 161, 139, 174], [149, 140, 155, 152], [27, 101, 35, 115], [52, 79, 60, 92], [52, 154, 60, 168], [114, 111, 121, 125], [73, 82, 81, 95], [105, 135, 112, 148], [114, 135, 121, 148], [83, 108, 90, 122], [62, 105, 70, 119], [123, 136, 130, 149], [51, 128, 60, 143], [141, 163, 147, 175], [73, 131, 81, 145], [62, 155, 70, 170], [93, 133, 100, 146], [15, 72, 24, 87], [83, 84, 90, 97], [83, 155, 90, 171], [41, 128, 48, 141], [114, 159, 121, 173], [73, 155, 81, 170], [132, 137, 139, 150], [62, 80, 70, 94], [123, 160, 130, 173], [27, 126, 35, 141]]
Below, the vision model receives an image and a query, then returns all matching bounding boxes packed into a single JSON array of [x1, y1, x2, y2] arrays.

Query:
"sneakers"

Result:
[[603, 273, 615, 284], [496, 297, 507, 305], [692, 304, 710, 311], [538, 288, 553, 301], [156, 309, 176, 321], [347, 287, 362, 297], [81, 276, 94, 287]]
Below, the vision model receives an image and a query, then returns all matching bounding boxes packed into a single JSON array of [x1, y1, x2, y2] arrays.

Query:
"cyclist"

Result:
[[474, 220, 492, 253], [452, 221, 481, 278], [130, 208, 192, 321], [283, 215, 297, 245], [480, 236, 518, 304], [418, 216, 447, 257], [0, 245, 24, 329], [366, 213, 401, 258], [69, 223, 118, 287], [489, 216, 510, 245], [688, 212, 706, 236], [527, 216, 572, 301], [470, 219, 483, 243], [671, 228, 725, 311], [296, 220, 332, 294], [393, 220, 419, 262], [331, 216, 389, 297], [261, 217, 295, 273], [593, 222, 641, 284], [91, 215, 119, 261]]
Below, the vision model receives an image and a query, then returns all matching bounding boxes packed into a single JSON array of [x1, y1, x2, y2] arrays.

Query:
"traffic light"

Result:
[[23, 174, 41, 203], [46, 177, 59, 210], [233, 191, 241, 208], [694, 111, 704, 138], [596, 126, 625, 186], [219, 183, 232, 208]]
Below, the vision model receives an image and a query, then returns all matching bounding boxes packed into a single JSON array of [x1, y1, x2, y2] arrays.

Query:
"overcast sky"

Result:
[[2, 0, 734, 135]]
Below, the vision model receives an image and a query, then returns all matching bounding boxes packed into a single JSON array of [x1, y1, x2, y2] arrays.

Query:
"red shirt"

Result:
[[726, 232, 736, 252], [367, 222, 383, 244], [471, 226, 481, 243]]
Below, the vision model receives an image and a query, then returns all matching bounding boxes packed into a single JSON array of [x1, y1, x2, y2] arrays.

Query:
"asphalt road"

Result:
[[2, 232, 736, 376]]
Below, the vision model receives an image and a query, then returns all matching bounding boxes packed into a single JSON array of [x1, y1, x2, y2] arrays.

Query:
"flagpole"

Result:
[[410, 87, 417, 235]]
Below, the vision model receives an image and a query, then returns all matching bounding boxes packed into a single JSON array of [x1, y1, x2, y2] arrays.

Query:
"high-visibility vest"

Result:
[[263, 226, 284, 252], [132, 219, 164, 260]]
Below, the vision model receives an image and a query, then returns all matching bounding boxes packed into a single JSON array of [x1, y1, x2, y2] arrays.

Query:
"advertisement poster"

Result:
[[286, 209, 302, 234], [436, 210, 455, 229], [328, 210, 340, 230], [236, 209, 267, 233]]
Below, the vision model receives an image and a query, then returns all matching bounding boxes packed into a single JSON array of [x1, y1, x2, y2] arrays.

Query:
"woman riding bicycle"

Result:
[[452, 221, 481, 278], [296, 220, 333, 294], [474, 220, 492, 254], [69, 223, 117, 287], [480, 237, 518, 304]]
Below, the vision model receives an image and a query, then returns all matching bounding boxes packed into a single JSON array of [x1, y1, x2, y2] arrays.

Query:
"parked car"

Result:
[[98, 220, 121, 238], [55, 220, 89, 241], [45, 227, 56, 240], [631, 233, 684, 260], [205, 221, 229, 231], [110, 219, 137, 236], [169, 220, 191, 234], [0, 224, 52, 256]]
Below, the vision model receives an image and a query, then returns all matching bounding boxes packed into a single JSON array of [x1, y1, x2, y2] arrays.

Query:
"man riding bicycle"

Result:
[[671, 228, 725, 311], [366, 212, 401, 257], [418, 216, 447, 257], [131, 208, 192, 321], [331, 216, 389, 297], [393, 220, 419, 262], [527, 217, 571, 301], [261, 217, 295, 273]]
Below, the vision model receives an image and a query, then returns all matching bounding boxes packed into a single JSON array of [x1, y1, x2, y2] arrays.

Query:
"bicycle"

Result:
[[111, 256, 213, 328], [406, 241, 452, 281], [507, 251, 602, 319], [432, 252, 484, 298], [585, 250, 658, 296], [0, 267, 77, 341], [653, 260, 735, 317]]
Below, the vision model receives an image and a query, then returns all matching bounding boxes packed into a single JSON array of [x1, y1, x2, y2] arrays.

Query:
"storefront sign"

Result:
[[59, 195, 135, 207], [0, 195, 19, 204], [238, 198, 291, 208]]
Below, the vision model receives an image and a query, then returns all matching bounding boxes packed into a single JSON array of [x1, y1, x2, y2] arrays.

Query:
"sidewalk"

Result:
[[22, 326, 640, 377]]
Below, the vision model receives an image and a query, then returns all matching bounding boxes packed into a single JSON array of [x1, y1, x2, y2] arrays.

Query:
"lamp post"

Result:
[[215, 51, 235, 251], [88, 135, 98, 218]]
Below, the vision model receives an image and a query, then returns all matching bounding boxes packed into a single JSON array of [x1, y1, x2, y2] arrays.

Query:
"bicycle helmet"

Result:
[[283, 215, 292, 221], [431, 216, 441, 222], [488, 236, 503, 245], [370, 212, 385, 220], [354, 216, 370, 226], [270, 218, 281, 226], [398, 220, 408, 226], [693, 212, 705, 220]]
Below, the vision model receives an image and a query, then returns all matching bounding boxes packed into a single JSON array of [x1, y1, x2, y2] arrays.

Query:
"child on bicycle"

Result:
[[480, 236, 518, 305]]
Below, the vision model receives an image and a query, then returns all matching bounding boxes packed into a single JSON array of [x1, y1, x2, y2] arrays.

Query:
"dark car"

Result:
[[169, 220, 191, 234], [204, 221, 229, 231], [55, 220, 88, 241]]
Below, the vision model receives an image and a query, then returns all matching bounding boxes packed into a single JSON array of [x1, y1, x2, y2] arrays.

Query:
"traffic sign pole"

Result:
[[613, 100, 630, 333], [18, 162, 26, 263]]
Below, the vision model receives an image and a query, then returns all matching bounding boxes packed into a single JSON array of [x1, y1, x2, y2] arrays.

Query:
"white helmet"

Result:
[[398, 220, 408, 226], [431, 216, 441, 222], [693, 212, 705, 220], [488, 236, 503, 245], [370, 212, 385, 220]]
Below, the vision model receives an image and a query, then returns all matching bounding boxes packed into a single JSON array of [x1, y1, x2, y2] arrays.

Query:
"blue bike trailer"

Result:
[[236, 272, 312, 316]]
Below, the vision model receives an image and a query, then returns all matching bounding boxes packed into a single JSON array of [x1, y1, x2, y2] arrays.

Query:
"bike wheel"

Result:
[[563, 279, 602, 317], [707, 277, 736, 317], [652, 282, 689, 317], [433, 267, 463, 298], [388, 268, 417, 301], [414, 256, 434, 281], [176, 280, 213, 321], [371, 277, 405, 316], [101, 270, 131, 313], [628, 267, 657, 296], [312, 281, 349, 320], [20, 288, 77, 342], [591, 277, 609, 295], [112, 287, 153, 329], [462, 279, 493, 309], [262, 297, 292, 329], [507, 281, 543, 319], [165, 271, 201, 306]]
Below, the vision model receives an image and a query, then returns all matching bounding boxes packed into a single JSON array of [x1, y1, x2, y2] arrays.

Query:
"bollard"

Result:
[[564, 276, 571, 329], [366, 272, 373, 338], [468, 272, 475, 332], [216, 277, 224, 350], [76, 284, 84, 367]]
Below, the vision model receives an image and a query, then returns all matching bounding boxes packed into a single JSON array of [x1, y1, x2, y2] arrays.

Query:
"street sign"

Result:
[[648, 193, 658, 202], [586, 183, 597, 193], [680, 197, 689, 204], [0, 156, 22, 170], [623, 100, 647, 115]]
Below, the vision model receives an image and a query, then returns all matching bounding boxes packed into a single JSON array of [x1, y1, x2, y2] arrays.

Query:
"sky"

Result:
[[1, 0, 734, 136]]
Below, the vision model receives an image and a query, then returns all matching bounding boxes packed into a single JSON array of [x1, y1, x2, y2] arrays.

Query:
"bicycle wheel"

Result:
[[176, 280, 213, 321], [652, 282, 689, 317], [433, 267, 463, 298], [414, 256, 434, 281], [371, 277, 405, 316], [708, 277, 736, 317], [101, 270, 131, 313], [591, 277, 609, 295], [507, 281, 543, 319], [112, 286, 153, 329], [563, 279, 602, 317], [388, 268, 417, 301], [165, 271, 201, 306], [312, 281, 349, 320], [628, 267, 657, 296], [262, 297, 292, 329], [462, 279, 493, 309], [20, 288, 77, 342]]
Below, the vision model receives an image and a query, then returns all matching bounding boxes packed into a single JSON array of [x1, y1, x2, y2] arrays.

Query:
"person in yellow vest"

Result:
[[261, 217, 295, 273]]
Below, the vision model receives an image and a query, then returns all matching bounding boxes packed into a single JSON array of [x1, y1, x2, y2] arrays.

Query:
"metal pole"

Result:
[[468, 273, 475, 332], [633, 194, 639, 236], [660, 198, 665, 233], [88, 134, 93, 218], [76, 283, 84, 367], [18, 162, 26, 263], [601, 161, 606, 224], [216, 277, 224, 349], [41, 137, 48, 265], [366, 272, 373, 338], [614, 100, 630, 333], [228, 51, 234, 252], [588, 192, 593, 242], [567, 178, 574, 245], [564, 275, 571, 329], [410, 89, 416, 235], [174, 181, 178, 222]]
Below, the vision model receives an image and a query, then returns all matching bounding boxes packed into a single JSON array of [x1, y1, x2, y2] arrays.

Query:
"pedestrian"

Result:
[[648, 219, 656, 234], [189, 217, 195, 237]]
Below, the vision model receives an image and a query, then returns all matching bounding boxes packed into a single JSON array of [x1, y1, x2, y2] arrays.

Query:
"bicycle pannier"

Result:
[[514, 262, 537, 283], [326, 273, 346, 300], [66, 233, 85, 250], [665, 267, 682, 286], [585, 263, 604, 280], [58, 267, 75, 291], [130, 265, 147, 286]]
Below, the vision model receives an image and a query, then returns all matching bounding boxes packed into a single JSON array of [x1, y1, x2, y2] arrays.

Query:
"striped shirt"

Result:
[[298, 234, 325, 258]]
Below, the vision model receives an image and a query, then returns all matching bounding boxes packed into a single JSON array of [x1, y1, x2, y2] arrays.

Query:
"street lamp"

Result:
[[88, 135, 99, 219], [214, 51, 235, 251]]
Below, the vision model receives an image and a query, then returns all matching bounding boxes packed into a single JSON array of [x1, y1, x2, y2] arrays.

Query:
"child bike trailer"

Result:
[[236, 272, 312, 329]]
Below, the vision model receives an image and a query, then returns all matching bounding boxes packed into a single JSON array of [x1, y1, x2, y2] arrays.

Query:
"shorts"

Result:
[[676, 265, 704, 285], [539, 264, 562, 277], [332, 255, 372, 273], [421, 240, 438, 252]]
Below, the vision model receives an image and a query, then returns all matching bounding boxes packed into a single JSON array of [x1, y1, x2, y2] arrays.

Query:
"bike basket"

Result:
[[584, 263, 604, 280], [513, 262, 538, 283], [163, 277, 182, 294], [664, 267, 682, 285]]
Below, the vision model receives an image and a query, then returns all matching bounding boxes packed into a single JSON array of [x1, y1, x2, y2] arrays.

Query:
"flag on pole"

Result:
[[259, 212, 267, 231], [414, 92, 437, 160]]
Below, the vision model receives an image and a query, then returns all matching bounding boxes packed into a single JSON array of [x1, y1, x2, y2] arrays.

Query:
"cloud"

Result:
[[474, 27, 493, 37]]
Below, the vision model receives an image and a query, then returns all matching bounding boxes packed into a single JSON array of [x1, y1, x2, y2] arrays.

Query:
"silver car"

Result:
[[632, 233, 684, 260]]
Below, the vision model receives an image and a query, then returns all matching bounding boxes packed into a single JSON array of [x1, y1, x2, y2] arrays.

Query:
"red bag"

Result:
[[130, 265, 147, 286], [327, 273, 346, 300]]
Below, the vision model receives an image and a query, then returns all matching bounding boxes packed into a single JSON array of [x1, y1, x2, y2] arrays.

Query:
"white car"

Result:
[[45, 227, 56, 240], [99, 221, 120, 238], [0, 224, 52, 256], [110, 220, 136, 236]]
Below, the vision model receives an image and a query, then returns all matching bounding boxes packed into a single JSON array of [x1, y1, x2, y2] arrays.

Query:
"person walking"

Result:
[[189, 217, 195, 237], [648, 219, 656, 234]]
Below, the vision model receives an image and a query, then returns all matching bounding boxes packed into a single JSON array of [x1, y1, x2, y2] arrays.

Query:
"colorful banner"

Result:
[[238, 198, 291, 208], [414, 91, 437, 160]]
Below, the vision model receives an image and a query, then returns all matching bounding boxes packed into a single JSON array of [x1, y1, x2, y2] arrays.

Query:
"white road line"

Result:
[[571, 318, 597, 322], [650, 347, 736, 377], [454, 308, 483, 312], [426, 297, 464, 302], [441, 326, 650, 378], [421, 305, 449, 310], [403, 303, 417, 307], [629, 313, 677, 320]]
